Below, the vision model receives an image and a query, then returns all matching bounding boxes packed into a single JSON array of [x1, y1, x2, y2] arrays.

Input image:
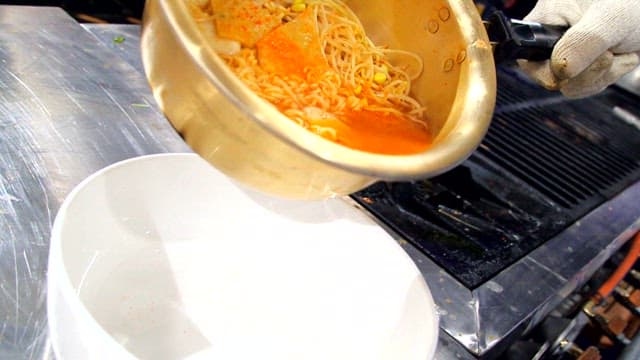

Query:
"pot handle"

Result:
[[484, 11, 567, 64]]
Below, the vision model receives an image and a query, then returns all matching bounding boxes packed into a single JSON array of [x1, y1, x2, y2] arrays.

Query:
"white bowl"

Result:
[[47, 153, 438, 360]]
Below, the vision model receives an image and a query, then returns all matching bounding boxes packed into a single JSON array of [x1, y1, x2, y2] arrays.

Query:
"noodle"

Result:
[[189, 0, 431, 154]]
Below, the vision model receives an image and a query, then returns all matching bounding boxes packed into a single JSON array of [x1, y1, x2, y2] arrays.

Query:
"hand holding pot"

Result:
[[519, 0, 640, 98]]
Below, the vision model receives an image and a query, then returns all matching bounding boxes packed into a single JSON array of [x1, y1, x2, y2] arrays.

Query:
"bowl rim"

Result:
[[149, 0, 496, 180]]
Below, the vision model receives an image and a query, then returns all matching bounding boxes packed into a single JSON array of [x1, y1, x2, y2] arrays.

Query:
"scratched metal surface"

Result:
[[82, 24, 145, 74], [0, 6, 190, 359]]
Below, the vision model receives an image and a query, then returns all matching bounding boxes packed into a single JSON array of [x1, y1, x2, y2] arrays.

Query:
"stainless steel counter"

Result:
[[0, 6, 190, 359]]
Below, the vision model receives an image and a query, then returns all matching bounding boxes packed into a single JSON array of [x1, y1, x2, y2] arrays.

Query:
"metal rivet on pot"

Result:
[[456, 50, 467, 64], [439, 7, 451, 21], [427, 20, 439, 33], [443, 58, 454, 72]]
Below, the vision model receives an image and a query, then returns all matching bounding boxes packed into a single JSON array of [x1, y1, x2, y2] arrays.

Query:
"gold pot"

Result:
[[141, 0, 496, 199]]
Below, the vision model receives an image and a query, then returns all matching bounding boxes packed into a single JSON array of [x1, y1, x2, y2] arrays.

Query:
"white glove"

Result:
[[518, 0, 640, 98]]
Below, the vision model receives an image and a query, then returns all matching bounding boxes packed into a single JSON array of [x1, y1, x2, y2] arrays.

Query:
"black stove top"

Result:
[[352, 67, 640, 289]]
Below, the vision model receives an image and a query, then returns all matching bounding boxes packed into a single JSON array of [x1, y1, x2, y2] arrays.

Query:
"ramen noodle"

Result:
[[188, 0, 432, 154]]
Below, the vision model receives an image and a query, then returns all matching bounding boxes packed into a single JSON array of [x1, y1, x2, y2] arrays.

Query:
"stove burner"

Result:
[[352, 67, 640, 288]]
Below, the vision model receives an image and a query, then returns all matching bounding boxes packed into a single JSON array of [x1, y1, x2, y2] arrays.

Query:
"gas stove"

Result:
[[350, 66, 640, 358]]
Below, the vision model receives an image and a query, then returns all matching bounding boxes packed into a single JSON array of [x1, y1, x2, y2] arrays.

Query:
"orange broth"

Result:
[[311, 110, 432, 155]]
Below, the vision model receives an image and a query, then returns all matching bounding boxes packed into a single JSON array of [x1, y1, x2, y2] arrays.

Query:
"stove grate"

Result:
[[352, 67, 640, 288]]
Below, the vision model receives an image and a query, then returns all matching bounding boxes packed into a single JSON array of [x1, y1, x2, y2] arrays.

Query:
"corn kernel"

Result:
[[292, 3, 306, 12], [354, 85, 362, 95], [293, 0, 305, 4], [373, 72, 387, 84]]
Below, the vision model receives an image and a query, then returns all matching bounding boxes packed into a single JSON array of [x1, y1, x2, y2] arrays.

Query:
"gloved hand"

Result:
[[518, 0, 640, 98]]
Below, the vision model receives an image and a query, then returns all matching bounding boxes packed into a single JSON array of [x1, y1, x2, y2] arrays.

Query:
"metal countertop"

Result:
[[0, 6, 190, 359]]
